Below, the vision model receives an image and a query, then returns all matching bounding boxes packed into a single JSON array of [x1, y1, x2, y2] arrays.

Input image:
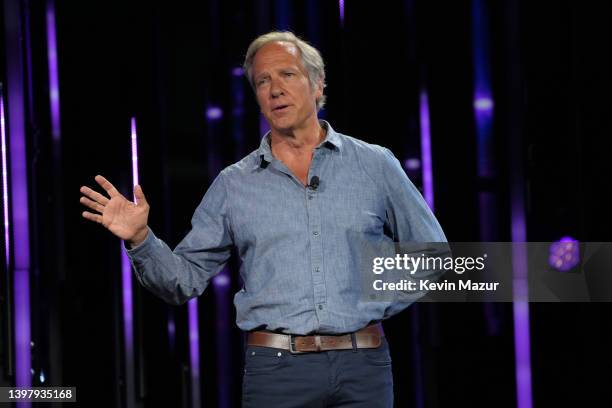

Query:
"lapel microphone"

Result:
[[308, 176, 320, 191]]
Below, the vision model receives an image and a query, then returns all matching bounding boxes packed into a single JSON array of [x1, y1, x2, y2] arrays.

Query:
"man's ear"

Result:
[[315, 78, 324, 99]]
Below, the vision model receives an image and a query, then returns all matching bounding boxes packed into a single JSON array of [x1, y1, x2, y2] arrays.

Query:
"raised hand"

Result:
[[80, 175, 150, 246]]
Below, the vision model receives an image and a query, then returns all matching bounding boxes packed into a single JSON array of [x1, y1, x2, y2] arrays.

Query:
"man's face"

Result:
[[252, 41, 322, 134]]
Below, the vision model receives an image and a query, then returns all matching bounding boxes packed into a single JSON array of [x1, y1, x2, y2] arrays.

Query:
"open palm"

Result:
[[80, 175, 150, 244]]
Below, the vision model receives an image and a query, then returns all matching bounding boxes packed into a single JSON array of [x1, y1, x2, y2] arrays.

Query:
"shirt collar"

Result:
[[255, 120, 342, 169]]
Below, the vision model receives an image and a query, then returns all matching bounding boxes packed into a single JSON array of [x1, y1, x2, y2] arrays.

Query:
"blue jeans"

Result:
[[241, 337, 394, 407]]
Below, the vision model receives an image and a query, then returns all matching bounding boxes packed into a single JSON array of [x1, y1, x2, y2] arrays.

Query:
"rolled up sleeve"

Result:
[[376, 148, 450, 316], [125, 171, 233, 305]]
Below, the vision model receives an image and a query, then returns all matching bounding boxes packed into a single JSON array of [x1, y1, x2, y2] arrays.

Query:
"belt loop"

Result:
[[289, 335, 297, 354], [351, 333, 357, 352]]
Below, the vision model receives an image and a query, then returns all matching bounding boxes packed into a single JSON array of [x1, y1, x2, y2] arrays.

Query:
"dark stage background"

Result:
[[1, 0, 611, 407]]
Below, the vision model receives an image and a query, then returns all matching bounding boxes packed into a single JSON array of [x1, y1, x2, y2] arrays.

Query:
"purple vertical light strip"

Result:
[[472, 0, 532, 401], [188, 298, 201, 407], [339, 0, 345, 26], [419, 89, 434, 210], [472, 0, 496, 244], [501, 0, 532, 403], [415, 86, 433, 408], [213, 269, 230, 408], [206, 67, 245, 408], [190, 91, 203, 403], [0, 85, 10, 266], [120, 251, 134, 399], [11, 139, 32, 390], [416, 85, 435, 408], [46, 0, 61, 141], [14, 269, 31, 391], [0, 85, 12, 388], [5, 0, 32, 387], [472, 0, 494, 179], [471, 0, 501, 338], [511, 212, 532, 408], [121, 118, 138, 405], [130, 118, 139, 191]]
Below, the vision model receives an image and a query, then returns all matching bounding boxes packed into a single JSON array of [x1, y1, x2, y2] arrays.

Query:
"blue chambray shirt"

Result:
[[126, 121, 446, 335]]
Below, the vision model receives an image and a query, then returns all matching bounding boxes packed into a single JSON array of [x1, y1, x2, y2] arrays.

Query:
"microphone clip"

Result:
[[308, 176, 320, 191]]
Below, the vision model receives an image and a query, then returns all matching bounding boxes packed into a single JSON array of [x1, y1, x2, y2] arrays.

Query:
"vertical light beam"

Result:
[[130, 118, 139, 191], [511, 215, 533, 408], [1, 84, 9, 267], [121, 117, 139, 405], [46, 0, 61, 141], [419, 89, 434, 210], [471, 0, 535, 402], [471, 0, 502, 340], [5, 0, 33, 389], [188, 299, 201, 407]]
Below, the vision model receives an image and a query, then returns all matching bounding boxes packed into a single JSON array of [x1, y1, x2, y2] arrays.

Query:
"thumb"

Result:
[[134, 184, 148, 206]]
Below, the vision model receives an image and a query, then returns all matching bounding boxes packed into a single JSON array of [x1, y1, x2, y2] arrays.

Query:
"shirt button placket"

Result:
[[307, 153, 327, 327]]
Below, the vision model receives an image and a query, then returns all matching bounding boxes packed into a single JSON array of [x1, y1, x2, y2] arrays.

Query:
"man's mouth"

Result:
[[273, 105, 289, 112]]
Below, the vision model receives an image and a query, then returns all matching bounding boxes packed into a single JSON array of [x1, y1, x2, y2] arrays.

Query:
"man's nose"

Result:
[[270, 79, 284, 98]]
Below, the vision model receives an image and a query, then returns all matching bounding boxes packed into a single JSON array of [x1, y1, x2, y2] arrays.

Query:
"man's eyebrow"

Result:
[[254, 66, 300, 81], [254, 72, 269, 81]]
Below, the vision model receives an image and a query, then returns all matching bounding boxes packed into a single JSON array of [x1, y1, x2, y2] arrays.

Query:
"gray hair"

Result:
[[243, 31, 327, 111]]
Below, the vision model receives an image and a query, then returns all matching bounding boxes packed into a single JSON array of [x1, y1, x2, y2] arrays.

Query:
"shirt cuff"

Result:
[[123, 226, 155, 256]]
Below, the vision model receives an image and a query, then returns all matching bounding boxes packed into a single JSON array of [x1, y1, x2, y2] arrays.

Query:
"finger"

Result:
[[80, 196, 105, 214], [94, 175, 121, 199], [134, 185, 148, 206], [80, 186, 110, 205], [82, 211, 103, 224]]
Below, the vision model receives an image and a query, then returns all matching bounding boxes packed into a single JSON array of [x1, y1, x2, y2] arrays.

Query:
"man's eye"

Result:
[[284, 72, 295, 77], [256, 78, 268, 86]]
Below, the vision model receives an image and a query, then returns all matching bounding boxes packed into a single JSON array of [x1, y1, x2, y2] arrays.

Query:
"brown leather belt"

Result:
[[247, 323, 384, 354]]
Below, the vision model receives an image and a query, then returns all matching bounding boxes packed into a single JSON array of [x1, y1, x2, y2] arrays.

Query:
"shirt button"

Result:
[[318, 305, 323, 310], [308, 195, 313, 200], [315, 267, 320, 272], [313, 231, 319, 236]]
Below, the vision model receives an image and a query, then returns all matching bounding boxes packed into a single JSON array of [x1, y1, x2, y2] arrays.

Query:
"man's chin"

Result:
[[268, 119, 296, 133]]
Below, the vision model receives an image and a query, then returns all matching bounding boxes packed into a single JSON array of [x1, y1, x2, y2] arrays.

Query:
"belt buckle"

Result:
[[289, 335, 303, 354]]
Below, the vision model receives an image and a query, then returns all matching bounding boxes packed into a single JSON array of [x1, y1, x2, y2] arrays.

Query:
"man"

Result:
[[80, 31, 446, 407]]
